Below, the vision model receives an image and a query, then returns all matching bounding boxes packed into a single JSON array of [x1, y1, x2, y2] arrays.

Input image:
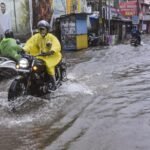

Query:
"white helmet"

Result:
[[37, 20, 50, 31]]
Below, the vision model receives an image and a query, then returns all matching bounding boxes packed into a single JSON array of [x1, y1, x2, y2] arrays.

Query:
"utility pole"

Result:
[[137, 0, 140, 29], [108, 0, 111, 35], [99, 0, 103, 44], [99, 0, 102, 34], [13, 0, 18, 32]]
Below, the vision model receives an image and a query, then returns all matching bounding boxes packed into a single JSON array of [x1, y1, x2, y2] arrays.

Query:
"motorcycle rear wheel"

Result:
[[8, 79, 27, 101]]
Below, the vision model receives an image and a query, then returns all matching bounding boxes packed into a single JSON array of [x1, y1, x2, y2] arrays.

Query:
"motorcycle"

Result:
[[0, 56, 17, 81], [0, 39, 23, 81], [8, 52, 67, 101], [88, 33, 100, 46], [130, 36, 141, 47]]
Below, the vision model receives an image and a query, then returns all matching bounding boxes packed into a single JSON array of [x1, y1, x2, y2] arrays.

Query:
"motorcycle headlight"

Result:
[[18, 58, 29, 68]]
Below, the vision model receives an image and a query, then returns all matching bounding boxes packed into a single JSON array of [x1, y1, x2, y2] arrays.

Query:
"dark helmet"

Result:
[[133, 26, 137, 29], [37, 20, 50, 31], [5, 29, 14, 38]]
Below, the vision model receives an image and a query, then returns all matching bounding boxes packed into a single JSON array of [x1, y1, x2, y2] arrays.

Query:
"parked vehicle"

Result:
[[0, 57, 17, 81], [88, 33, 100, 46], [130, 36, 140, 46], [8, 53, 67, 101]]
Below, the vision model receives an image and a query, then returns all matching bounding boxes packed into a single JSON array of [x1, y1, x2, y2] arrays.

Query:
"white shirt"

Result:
[[0, 12, 11, 36]]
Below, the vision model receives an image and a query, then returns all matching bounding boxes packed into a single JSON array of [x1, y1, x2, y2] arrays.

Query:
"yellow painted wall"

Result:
[[76, 34, 88, 49]]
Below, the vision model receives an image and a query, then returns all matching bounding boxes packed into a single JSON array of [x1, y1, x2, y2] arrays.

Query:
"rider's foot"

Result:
[[51, 85, 57, 91], [47, 75, 57, 92], [48, 83, 57, 92]]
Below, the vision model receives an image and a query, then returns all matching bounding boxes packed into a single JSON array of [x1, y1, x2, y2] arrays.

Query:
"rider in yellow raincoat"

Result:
[[23, 20, 62, 90]]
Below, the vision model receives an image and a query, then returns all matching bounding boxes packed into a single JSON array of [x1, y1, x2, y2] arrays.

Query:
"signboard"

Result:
[[119, 1, 137, 17], [132, 15, 139, 24], [144, 0, 150, 4], [106, 6, 119, 20], [142, 23, 147, 30]]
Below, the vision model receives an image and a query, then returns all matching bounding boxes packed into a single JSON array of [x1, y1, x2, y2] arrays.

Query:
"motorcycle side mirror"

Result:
[[16, 39, 21, 45], [140, 30, 144, 34]]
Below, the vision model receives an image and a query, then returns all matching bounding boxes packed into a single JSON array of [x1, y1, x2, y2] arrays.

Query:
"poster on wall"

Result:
[[66, 0, 87, 14], [60, 16, 76, 35], [61, 34, 76, 50], [80, 0, 87, 12], [60, 16, 76, 50], [0, 0, 30, 35], [32, 0, 53, 29]]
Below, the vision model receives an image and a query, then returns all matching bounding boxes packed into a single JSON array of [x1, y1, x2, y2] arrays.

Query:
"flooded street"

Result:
[[1, 35, 150, 150]]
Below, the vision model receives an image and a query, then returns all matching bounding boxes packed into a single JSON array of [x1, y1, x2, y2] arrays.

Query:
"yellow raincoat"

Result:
[[23, 33, 62, 76]]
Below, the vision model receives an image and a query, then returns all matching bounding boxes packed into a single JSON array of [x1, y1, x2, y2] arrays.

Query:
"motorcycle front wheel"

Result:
[[8, 79, 27, 101]]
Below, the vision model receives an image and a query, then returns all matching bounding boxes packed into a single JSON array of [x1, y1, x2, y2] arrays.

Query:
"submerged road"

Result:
[[0, 35, 150, 150]]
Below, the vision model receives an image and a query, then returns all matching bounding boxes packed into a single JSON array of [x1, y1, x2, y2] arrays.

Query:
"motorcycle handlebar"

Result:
[[36, 51, 55, 57], [20, 50, 55, 59]]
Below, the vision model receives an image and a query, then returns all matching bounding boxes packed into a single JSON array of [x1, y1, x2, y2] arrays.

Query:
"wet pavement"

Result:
[[0, 35, 150, 150]]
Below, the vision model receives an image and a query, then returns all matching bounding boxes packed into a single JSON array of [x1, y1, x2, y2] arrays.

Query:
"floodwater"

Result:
[[0, 35, 150, 150]]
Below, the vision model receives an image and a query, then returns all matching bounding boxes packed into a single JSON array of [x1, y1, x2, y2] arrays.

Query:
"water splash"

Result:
[[60, 81, 93, 95]]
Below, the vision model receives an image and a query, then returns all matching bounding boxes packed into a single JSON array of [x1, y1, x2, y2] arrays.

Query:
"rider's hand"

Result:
[[40, 52, 47, 56], [47, 50, 55, 55], [18, 49, 25, 55], [40, 51, 55, 56]]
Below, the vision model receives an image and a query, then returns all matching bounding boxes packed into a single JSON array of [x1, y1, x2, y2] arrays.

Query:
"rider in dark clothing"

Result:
[[131, 26, 141, 44]]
